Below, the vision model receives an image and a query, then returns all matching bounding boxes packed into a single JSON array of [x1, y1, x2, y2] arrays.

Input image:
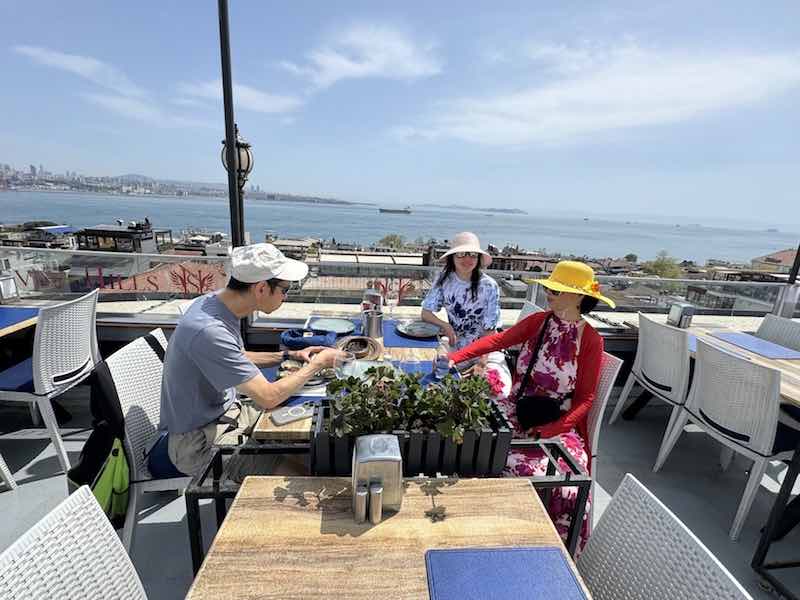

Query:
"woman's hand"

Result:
[[440, 324, 457, 346]]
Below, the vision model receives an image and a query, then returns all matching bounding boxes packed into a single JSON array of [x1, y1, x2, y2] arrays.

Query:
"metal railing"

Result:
[[1, 246, 797, 318]]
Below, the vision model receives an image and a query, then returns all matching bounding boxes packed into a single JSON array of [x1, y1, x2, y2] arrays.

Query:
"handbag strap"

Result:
[[515, 314, 552, 402]]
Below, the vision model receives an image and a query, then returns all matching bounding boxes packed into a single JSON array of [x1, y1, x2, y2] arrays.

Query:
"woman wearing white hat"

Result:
[[421, 232, 500, 350], [421, 232, 513, 396]]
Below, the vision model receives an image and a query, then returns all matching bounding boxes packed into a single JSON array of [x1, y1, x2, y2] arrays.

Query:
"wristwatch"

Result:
[[282, 350, 292, 362]]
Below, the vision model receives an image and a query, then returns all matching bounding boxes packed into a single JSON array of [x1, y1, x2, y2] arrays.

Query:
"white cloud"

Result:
[[13, 44, 214, 128], [83, 94, 214, 129], [13, 45, 145, 97], [176, 80, 302, 114], [279, 23, 442, 88], [394, 44, 800, 146]]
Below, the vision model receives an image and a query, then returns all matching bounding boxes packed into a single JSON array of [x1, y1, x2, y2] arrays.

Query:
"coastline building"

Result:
[[75, 219, 173, 253], [751, 248, 798, 274], [0, 223, 77, 249]]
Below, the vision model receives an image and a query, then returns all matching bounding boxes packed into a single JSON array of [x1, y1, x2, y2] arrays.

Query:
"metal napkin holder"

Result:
[[352, 434, 403, 524]]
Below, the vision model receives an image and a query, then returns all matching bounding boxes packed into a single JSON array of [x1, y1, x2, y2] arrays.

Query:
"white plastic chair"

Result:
[[653, 339, 793, 540], [0, 451, 17, 491], [0, 485, 148, 599], [756, 314, 800, 351], [756, 315, 800, 433], [516, 300, 545, 323], [101, 329, 191, 553], [0, 290, 100, 472], [577, 474, 752, 600], [608, 314, 691, 439], [586, 352, 623, 535]]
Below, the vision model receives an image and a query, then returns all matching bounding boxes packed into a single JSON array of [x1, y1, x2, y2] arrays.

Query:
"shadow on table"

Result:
[[272, 477, 401, 537]]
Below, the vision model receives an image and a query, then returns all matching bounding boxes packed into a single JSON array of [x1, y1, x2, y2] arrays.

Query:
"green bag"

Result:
[[92, 437, 130, 528]]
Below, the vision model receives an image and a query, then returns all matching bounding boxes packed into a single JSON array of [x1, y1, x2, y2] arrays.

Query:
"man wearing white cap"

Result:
[[150, 243, 341, 480]]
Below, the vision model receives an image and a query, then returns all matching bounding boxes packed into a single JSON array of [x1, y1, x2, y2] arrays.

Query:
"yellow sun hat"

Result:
[[536, 260, 616, 308]]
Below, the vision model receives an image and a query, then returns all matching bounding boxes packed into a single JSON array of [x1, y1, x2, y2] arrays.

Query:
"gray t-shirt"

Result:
[[159, 292, 260, 434]]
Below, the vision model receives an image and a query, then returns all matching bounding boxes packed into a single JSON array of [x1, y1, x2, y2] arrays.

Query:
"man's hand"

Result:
[[440, 324, 457, 347], [310, 348, 345, 370], [292, 346, 330, 363]]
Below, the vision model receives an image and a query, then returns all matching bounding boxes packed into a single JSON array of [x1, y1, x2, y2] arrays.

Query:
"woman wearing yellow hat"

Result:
[[450, 260, 615, 550]]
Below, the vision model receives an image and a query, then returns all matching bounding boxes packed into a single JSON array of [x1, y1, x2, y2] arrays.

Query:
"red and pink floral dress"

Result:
[[450, 311, 603, 553], [497, 315, 591, 551]]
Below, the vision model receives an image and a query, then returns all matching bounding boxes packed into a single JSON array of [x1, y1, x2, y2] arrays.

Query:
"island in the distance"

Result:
[[415, 203, 528, 215]]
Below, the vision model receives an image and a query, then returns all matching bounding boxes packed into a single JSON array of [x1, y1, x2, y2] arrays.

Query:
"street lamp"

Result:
[[221, 123, 254, 199]]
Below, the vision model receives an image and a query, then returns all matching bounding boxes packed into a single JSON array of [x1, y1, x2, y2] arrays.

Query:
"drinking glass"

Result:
[[384, 286, 399, 320], [334, 352, 356, 379]]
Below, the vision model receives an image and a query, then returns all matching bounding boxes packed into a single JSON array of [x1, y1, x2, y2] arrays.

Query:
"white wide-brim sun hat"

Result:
[[439, 232, 492, 268]]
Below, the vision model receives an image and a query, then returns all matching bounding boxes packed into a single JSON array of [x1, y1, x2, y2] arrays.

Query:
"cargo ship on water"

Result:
[[378, 206, 412, 214]]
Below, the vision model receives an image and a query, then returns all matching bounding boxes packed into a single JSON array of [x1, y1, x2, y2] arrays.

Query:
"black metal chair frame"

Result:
[[752, 438, 800, 600]]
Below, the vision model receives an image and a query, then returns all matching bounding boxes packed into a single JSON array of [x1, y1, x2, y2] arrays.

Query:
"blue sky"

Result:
[[2, 1, 800, 224]]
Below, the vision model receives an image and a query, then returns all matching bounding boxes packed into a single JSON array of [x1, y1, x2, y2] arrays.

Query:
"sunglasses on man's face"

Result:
[[275, 284, 292, 296], [455, 252, 479, 259]]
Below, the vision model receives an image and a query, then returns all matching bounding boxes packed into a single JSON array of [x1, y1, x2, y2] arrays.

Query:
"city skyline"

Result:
[[1, 2, 800, 222]]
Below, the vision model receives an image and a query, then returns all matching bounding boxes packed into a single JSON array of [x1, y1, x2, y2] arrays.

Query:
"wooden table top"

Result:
[[690, 327, 800, 407], [252, 340, 437, 442], [186, 476, 589, 600], [0, 306, 38, 338]]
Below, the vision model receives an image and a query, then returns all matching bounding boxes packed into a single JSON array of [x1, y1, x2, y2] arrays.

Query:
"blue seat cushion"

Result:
[[0, 357, 35, 393]]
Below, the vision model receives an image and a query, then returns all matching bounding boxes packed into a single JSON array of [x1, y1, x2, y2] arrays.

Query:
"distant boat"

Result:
[[766, 228, 779, 233], [379, 206, 412, 214]]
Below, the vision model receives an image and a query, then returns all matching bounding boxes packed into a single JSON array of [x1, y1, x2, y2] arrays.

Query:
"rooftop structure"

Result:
[[752, 248, 798, 273], [76, 220, 173, 254]]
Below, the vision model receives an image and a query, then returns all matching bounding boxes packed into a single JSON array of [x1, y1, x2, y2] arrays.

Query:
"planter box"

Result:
[[310, 400, 513, 477]]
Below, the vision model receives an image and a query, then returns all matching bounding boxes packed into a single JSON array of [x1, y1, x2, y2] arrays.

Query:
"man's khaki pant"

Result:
[[167, 401, 305, 482]]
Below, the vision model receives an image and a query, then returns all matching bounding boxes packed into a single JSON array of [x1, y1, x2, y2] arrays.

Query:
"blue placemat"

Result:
[[0, 307, 38, 330], [710, 331, 800, 360], [382, 319, 439, 348], [426, 547, 587, 600], [259, 367, 326, 406], [261, 366, 279, 382]]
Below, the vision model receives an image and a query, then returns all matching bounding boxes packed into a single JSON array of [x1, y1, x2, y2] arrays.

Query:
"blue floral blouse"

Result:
[[422, 272, 501, 350]]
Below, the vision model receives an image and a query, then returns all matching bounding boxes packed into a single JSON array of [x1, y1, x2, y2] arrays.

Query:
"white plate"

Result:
[[309, 317, 355, 335]]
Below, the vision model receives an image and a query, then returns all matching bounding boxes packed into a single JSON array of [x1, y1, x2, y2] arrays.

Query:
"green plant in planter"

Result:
[[326, 366, 493, 443]]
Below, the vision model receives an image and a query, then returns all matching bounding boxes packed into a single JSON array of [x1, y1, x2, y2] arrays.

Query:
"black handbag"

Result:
[[514, 314, 566, 430]]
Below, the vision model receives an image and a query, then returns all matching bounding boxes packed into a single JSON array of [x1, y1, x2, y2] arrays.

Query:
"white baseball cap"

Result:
[[230, 243, 309, 283]]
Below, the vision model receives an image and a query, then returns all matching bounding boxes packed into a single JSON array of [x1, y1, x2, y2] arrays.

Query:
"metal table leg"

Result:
[[752, 440, 800, 600]]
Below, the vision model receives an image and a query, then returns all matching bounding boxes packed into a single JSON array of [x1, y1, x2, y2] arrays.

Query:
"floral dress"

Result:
[[422, 272, 500, 351], [497, 315, 592, 551]]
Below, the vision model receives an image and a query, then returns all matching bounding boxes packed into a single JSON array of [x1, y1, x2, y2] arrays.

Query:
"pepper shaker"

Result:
[[369, 483, 384, 525]]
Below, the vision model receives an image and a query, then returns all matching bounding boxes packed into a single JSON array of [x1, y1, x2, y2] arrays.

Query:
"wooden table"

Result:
[[186, 476, 590, 600], [0, 306, 38, 338], [690, 327, 800, 408]]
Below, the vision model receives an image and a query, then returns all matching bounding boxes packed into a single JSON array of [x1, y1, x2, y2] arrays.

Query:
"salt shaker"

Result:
[[354, 482, 368, 523], [369, 483, 384, 525]]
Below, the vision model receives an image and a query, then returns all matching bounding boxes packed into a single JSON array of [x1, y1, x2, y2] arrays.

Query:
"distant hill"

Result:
[[116, 174, 156, 184], [417, 203, 527, 215]]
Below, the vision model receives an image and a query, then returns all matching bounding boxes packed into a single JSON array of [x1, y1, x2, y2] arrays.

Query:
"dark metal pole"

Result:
[[218, 0, 243, 247], [238, 181, 245, 244], [788, 241, 800, 285]]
